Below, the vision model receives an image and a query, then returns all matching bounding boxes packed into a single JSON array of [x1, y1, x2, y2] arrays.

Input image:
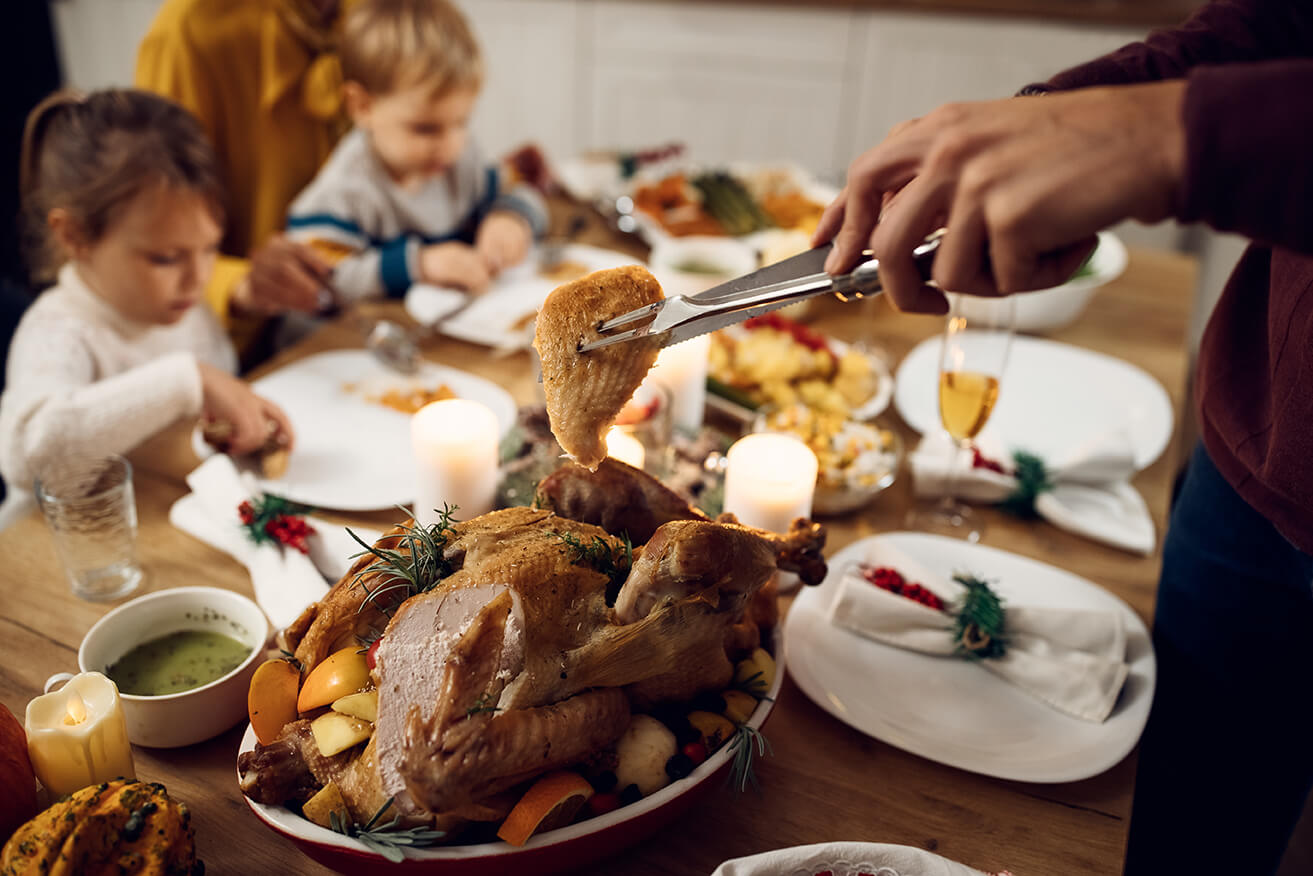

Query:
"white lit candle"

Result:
[[606, 426, 646, 469], [25, 672, 135, 797], [648, 333, 711, 434], [723, 433, 818, 533], [412, 399, 500, 525]]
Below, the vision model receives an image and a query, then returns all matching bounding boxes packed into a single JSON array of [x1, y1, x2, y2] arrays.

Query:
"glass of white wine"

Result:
[[909, 292, 1015, 541]]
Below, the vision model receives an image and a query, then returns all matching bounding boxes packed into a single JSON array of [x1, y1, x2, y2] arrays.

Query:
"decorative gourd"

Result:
[[0, 779, 202, 876], [0, 705, 36, 842]]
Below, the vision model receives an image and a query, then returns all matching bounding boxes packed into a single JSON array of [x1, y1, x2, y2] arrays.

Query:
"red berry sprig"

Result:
[[238, 495, 316, 554], [860, 565, 946, 612]]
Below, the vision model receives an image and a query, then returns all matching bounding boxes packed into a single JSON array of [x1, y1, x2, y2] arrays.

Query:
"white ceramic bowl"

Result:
[[958, 231, 1128, 334], [53, 587, 268, 748], [648, 235, 759, 298]]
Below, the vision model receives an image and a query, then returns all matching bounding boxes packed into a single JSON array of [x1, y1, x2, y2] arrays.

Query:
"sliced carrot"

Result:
[[248, 659, 301, 745], [496, 770, 595, 847]]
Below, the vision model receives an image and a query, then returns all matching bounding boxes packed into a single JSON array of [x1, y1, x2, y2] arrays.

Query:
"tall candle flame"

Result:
[[63, 690, 88, 725]]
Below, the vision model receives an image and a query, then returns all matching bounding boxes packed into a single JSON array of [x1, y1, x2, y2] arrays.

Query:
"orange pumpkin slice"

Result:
[[496, 770, 594, 847]]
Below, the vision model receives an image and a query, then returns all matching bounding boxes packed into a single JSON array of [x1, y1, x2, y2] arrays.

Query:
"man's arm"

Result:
[[1038, 0, 1313, 90]]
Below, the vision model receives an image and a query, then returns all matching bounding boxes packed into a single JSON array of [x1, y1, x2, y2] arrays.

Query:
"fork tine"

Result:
[[596, 301, 662, 333], [577, 326, 651, 352]]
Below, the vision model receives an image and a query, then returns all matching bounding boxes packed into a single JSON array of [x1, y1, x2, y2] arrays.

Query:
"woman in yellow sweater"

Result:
[[135, 0, 352, 360]]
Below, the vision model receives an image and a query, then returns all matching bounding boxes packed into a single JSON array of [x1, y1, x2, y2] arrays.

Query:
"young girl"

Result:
[[0, 89, 292, 525]]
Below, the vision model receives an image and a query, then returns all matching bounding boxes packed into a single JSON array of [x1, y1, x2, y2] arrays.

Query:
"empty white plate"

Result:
[[193, 350, 516, 511], [785, 532, 1155, 783], [894, 335, 1174, 470]]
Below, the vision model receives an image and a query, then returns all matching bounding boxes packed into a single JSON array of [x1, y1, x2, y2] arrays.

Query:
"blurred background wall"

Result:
[[46, 0, 1237, 352]]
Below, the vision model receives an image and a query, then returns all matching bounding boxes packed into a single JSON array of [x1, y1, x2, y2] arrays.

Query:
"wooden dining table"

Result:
[[0, 204, 1196, 876]]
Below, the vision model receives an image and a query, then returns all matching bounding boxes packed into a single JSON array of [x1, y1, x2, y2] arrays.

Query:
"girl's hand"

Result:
[[420, 241, 492, 294], [475, 211, 532, 276], [198, 363, 295, 455], [814, 81, 1185, 312]]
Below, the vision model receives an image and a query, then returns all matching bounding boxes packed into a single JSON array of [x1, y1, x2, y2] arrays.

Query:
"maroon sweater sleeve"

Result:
[[1039, 0, 1313, 89]]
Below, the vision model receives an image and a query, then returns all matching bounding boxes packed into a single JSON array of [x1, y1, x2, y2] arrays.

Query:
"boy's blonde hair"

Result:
[[340, 0, 483, 96]]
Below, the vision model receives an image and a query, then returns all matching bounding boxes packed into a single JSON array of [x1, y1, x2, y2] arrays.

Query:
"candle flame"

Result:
[[63, 690, 88, 725]]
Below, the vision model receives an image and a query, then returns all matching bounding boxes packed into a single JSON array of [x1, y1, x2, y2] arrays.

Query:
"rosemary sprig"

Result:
[[951, 573, 1009, 660], [348, 505, 460, 618], [554, 530, 633, 603], [732, 670, 774, 701], [465, 692, 501, 717], [328, 798, 446, 863], [727, 724, 772, 793]]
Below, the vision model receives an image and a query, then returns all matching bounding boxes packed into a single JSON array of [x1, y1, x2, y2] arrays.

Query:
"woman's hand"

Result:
[[198, 363, 294, 455], [233, 234, 333, 315], [419, 241, 492, 293], [813, 81, 1187, 312], [475, 210, 532, 276]]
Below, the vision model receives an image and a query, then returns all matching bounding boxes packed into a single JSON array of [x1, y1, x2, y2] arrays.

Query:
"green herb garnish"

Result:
[[554, 530, 633, 604], [997, 450, 1053, 519], [465, 692, 501, 717], [349, 504, 460, 618], [329, 798, 445, 863], [727, 724, 772, 793]]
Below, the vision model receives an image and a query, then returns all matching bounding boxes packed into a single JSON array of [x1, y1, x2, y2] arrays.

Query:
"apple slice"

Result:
[[298, 647, 370, 713], [310, 711, 373, 758], [248, 659, 301, 745], [331, 690, 379, 723]]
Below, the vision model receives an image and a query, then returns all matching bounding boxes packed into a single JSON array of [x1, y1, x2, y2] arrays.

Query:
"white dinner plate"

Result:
[[405, 243, 641, 349], [192, 350, 516, 511], [893, 335, 1174, 470], [713, 841, 992, 876], [784, 532, 1155, 783]]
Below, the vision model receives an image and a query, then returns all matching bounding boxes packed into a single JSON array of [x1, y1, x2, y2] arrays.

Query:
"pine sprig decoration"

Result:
[[349, 504, 460, 618], [950, 573, 1008, 660], [727, 724, 772, 793], [998, 450, 1053, 519], [328, 798, 446, 863]]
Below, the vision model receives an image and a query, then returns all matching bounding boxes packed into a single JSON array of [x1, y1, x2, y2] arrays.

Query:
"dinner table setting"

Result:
[[0, 155, 1197, 876]]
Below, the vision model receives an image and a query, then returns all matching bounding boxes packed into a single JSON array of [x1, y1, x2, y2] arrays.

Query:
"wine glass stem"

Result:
[[939, 436, 972, 512]]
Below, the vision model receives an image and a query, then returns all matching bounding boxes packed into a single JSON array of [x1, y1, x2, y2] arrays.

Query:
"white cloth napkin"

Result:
[[168, 455, 380, 629], [828, 541, 1130, 723], [909, 429, 1155, 555], [711, 841, 995, 876]]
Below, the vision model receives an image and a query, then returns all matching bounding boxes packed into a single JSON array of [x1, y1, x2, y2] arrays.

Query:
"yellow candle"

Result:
[[648, 333, 711, 434], [723, 433, 818, 533], [412, 399, 501, 525], [606, 426, 646, 470], [25, 672, 135, 797]]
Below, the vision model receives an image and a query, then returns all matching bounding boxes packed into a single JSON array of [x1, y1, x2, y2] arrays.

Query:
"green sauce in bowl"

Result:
[[107, 630, 253, 696]]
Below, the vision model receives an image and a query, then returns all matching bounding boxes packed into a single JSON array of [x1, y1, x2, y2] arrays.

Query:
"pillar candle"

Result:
[[605, 426, 646, 470], [648, 333, 711, 434], [25, 672, 135, 797], [412, 399, 500, 525], [723, 433, 818, 533]]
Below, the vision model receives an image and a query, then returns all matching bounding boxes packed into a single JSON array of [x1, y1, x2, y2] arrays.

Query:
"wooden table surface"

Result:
[[0, 210, 1196, 875]]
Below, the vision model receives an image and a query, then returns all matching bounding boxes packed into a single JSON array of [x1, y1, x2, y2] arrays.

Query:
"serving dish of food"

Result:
[[754, 404, 901, 516], [708, 312, 893, 424], [624, 163, 836, 248], [235, 458, 817, 873]]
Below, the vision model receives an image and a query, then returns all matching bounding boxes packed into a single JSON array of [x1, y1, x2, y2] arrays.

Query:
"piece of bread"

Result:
[[201, 419, 289, 479], [533, 265, 664, 470]]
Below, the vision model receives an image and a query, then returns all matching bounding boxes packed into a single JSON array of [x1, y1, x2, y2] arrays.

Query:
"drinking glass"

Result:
[[908, 293, 1015, 541], [35, 454, 143, 601]]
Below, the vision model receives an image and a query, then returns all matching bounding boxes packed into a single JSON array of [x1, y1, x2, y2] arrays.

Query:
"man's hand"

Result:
[[813, 81, 1186, 312], [233, 234, 333, 316], [475, 210, 532, 276], [420, 241, 492, 293]]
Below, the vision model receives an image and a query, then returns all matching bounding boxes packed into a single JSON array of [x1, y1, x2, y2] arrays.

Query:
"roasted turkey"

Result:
[[239, 461, 825, 835]]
